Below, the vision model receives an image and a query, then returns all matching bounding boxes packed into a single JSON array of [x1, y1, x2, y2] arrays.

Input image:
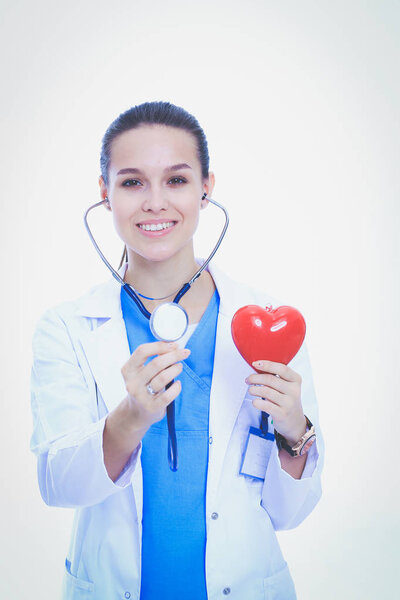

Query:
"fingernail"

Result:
[[183, 348, 191, 356], [252, 360, 262, 367], [245, 377, 249, 384]]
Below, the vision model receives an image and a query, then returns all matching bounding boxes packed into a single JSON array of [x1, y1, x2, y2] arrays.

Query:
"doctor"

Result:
[[30, 101, 324, 600]]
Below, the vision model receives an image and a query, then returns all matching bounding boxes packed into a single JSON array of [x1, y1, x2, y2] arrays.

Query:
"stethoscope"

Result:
[[83, 193, 229, 471]]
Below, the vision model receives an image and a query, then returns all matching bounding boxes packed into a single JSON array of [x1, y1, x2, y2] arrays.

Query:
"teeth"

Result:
[[139, 222, 175, 231]]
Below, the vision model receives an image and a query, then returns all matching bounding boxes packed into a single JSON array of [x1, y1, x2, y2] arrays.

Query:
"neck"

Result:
[[124, 245, 200, 301], [123, 245, 216, 323]]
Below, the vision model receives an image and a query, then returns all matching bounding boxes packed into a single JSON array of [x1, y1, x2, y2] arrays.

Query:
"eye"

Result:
[[122, 178, 142, 187], [169, 176, 187, 185]]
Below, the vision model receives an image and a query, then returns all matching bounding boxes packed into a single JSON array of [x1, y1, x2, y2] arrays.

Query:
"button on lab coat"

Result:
[[30, 261, 324, 600]]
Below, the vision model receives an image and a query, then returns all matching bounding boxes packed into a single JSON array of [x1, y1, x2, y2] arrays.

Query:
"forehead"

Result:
[[109, 125, 199, 174]]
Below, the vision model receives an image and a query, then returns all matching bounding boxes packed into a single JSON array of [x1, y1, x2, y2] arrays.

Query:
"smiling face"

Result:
[[99, 124, 215, 265]]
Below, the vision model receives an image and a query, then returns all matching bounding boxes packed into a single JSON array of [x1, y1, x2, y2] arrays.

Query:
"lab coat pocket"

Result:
[[63, 558, 94, 599], [263, 562, 296, 600]]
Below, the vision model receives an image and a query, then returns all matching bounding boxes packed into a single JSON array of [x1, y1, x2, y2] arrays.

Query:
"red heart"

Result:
[[231, 304, 306, 371]]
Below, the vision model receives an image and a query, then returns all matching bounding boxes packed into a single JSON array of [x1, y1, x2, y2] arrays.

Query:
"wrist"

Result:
[[117, 396, 151, 436], [283, 416, 308, 446], [275, 416, 316, 457]]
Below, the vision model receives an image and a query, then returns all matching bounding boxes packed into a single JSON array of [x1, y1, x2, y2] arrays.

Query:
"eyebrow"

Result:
[[116, 163, 192, 175]]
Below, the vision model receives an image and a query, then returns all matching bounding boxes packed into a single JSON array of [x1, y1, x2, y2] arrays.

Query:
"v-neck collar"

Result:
[[120, 281, 220, 347], [184, 288, 219, 351]]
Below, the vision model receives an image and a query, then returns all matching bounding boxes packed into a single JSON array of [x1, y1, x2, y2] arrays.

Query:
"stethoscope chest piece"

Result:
[[150, 302, 189, 342]]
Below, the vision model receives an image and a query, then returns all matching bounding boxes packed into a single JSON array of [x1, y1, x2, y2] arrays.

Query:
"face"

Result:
[[99, 124, 215, 264]]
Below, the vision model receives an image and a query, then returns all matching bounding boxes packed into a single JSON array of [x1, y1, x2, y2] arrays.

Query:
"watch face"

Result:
[[300, 434, 316, 456]]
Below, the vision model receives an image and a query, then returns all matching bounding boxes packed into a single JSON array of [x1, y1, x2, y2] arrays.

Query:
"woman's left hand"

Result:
[[245, 359, 307, 445]]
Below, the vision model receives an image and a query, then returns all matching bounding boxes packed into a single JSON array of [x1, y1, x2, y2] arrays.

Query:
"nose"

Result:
[[142, 187, 168, 213]]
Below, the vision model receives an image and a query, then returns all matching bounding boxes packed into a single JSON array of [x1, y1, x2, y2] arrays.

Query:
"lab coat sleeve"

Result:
[[30, 308, 141, 508], [260, 341, 324, 530]]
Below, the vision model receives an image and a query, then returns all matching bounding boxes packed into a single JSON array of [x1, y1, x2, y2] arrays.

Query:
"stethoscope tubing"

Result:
[[83, 197, 229, 296], [83, 196, 229, 471]]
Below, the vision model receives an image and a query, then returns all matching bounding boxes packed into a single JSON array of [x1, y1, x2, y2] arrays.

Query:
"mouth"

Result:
[[136, 220, 178, 237], [137, 221, 176, 232]]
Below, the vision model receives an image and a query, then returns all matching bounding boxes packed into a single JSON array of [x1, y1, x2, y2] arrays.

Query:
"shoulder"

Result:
[[35, 280, 105, 321], [32, 277, 115, 343]]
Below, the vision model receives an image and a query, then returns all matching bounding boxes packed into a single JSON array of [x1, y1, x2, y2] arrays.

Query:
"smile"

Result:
[[136, 220, 178, 237], [138, 221, 176, 231]]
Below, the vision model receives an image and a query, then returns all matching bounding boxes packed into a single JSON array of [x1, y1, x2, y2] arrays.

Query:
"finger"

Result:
[[251, 396, 284, 419], [140, 348, 190, 384], [246, 373, 289, 394], [147, 362, 184, 394], [126, 341, 179, 372], [152, 380, 182, 411], [252, 360, 302, 383], [123, 348, 188, 404], [248, 384, 284, 406]]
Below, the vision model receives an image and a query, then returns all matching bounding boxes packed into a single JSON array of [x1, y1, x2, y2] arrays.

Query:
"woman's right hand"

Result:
[[121, 341, 190, 432]]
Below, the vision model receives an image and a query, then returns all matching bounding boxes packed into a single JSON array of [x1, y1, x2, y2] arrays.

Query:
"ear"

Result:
[[99, 175, 111, 211], [201, 171, 216, 209]]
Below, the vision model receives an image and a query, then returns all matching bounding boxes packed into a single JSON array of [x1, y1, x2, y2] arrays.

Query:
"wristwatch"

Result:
[[274, 416, 316, 457]]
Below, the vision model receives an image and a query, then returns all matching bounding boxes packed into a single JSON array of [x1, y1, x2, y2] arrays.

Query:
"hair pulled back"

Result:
[[100, 101, 210, 186]]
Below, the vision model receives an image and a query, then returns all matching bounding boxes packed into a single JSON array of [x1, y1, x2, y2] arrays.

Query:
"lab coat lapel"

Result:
[[79, 317, 131, 413], [76, 264, 131, 414], [76, 266, 145, 533], [206, 263, 252, 495]]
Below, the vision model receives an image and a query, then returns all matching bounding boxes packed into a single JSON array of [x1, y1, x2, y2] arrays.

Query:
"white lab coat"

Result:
[[30, 260, 324, 600]]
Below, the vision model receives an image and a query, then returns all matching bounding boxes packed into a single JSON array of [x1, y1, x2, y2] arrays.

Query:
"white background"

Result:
[[1, 1, 399, 598]]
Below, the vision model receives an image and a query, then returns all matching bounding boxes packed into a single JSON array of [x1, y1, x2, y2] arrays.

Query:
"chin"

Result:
[[129, 244, 178, 264], [130, 238, 193, 265]]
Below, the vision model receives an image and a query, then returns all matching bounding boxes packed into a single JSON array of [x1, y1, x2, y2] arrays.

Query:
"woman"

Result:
[[30, 101, 324, 600]]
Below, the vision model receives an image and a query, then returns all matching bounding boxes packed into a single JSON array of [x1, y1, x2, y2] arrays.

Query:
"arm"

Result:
[[31, 309, 189, 506], [103, 341, 189, 481], [30, 308, 142, 508], [102, 397, 149, 482], [246, 341, 324, 530], [278, 447, 308, 480]]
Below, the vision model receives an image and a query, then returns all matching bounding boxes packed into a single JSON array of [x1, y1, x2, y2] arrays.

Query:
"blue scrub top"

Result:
[[120, 287, 220, 599]]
